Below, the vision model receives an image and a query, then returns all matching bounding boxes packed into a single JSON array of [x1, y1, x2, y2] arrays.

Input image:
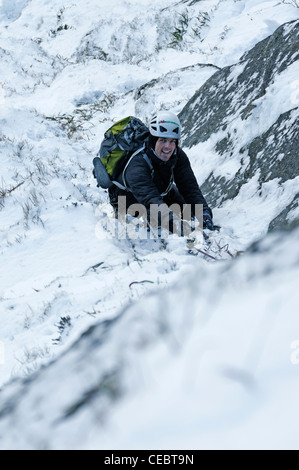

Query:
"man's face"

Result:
[[155, 138, 177, 162]]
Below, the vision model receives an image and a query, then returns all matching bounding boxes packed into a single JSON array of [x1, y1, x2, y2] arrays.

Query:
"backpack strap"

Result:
[[160, 165, 175, 197], [111, 145, 151, 191], [112, 145, 174, 198]]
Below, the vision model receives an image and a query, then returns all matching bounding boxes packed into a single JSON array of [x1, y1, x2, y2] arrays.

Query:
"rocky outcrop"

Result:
[[179, 20, 299, 230]]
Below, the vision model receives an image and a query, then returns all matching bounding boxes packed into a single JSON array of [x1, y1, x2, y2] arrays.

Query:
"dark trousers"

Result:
[[108, 185, 186, 218]]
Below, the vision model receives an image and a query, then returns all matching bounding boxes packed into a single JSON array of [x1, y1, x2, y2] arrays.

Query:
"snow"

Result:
[[0, 0, 299, 451]]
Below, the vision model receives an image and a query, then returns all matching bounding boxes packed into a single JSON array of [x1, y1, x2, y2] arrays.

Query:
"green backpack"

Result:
[[93, 116, 150, 190]]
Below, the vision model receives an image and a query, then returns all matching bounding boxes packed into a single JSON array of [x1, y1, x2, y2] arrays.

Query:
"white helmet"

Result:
[[149, 111, 181, 139]]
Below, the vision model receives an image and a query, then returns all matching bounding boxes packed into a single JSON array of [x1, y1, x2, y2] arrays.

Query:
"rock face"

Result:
[[179, 20, 299, 229]]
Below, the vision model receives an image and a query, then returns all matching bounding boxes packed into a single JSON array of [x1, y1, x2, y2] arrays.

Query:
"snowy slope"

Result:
[[0, 0, 299, 450], [0, 226, 299, 450]]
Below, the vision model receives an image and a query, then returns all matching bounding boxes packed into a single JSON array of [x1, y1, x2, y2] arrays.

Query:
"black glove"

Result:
[[203, 210, 220, 231]]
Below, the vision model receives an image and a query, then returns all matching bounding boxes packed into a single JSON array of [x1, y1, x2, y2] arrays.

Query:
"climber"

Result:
[[108, 110, 218, 235]]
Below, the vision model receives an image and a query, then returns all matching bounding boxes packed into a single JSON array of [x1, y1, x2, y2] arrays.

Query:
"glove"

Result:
[[203, 210, 220, 231]]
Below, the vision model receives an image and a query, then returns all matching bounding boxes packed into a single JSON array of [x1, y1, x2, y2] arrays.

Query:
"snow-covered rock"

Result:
[[0, 0, 299, 450], [0, 226, 299, 450], [180, 20, 299, 232]]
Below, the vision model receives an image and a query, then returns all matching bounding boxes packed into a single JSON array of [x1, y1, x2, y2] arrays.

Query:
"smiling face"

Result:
[[154, 137, 177, 162]]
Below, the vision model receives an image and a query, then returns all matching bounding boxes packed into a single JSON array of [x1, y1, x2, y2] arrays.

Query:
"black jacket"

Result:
[[110, 145, 212, 217]]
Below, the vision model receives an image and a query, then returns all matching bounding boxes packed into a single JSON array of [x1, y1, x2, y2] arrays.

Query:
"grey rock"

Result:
[[179, 20, 299, 229]]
